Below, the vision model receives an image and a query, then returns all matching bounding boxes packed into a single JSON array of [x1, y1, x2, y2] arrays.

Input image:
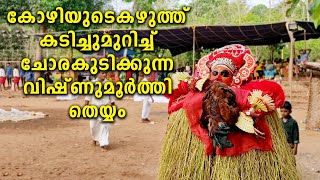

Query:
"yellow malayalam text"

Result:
[[69, 105, 126, 122], [7, 7, 191, 28], [21, 56, 174, 75], [23, 77, 172, 99]]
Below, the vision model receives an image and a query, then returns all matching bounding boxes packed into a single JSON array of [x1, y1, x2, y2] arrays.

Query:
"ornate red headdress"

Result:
[[195, 44, 256, 87]]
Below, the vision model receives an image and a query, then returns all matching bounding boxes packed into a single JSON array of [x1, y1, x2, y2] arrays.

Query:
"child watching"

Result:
[[281, 101, 299, 155]]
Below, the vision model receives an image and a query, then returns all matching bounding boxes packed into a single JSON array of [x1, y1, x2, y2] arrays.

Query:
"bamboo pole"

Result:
[[286, 22, 295, 102], [304, 30, 307, 49], [192, 27, 196, 76], [306, 0, 310, 21]]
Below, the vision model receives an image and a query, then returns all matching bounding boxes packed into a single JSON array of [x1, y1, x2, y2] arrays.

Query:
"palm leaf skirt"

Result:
[[158, 109, 300, 180]]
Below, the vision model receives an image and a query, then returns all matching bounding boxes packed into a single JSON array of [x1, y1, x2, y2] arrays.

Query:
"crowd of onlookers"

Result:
[[0, 63, 34, 91], [253, 49, 311, 84]]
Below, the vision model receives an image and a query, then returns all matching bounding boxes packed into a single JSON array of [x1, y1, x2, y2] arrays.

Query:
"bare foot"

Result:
[[141, 118, 151, 123], [92, 140, 97, 146], [100, 145, 109, 151]]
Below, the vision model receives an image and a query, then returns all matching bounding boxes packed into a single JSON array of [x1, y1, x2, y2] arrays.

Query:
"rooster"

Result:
[[200, 81, 240, 152]]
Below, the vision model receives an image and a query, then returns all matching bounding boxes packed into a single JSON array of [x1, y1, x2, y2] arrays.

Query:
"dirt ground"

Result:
[[1, 91, 320, 180]]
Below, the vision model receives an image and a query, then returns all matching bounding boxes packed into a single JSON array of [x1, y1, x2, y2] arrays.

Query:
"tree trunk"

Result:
[[34, 24, 47, 82], [288, 30, 295, 102], [302, 62, 320, 71]]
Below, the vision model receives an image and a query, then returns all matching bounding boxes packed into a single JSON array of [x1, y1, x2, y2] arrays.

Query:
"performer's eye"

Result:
[[212, 70, 230, 77], [212, 71, 219, 76], [220, 70, 230, 77]]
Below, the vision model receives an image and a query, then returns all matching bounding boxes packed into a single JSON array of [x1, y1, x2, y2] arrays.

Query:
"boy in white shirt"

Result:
[[12, 65, 20, 91], [0, 65, 6, 90]]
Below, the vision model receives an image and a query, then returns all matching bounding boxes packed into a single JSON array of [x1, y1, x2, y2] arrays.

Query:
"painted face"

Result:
[[209, 66, 233, 86]]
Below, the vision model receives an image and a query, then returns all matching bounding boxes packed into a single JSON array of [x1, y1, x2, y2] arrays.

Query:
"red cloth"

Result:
[[168, 80, 285, 156], [240, 80, 285, 108], [150, 71, 155, 82], [0, 77, 5, 84], [183, 91, 214, 155], [166, 81, 190, 114], [126, 71, 132, 81], [13, 77, 20, 84]]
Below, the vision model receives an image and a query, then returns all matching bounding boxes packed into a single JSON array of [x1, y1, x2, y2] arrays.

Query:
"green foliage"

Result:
[[0, 24, 29, 61], [287, 0, 320, 28], [250, 4, 269, 17], [0, 0, 31, 23], [286, 0, 300, 17], [133, 0, 157, 11], [310, 0, 320, 27]]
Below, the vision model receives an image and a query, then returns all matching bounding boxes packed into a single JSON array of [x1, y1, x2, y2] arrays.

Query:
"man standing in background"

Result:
[[85, 71, 115, 150], [140, 75, 154, 123], [6, 63, 12, 87]]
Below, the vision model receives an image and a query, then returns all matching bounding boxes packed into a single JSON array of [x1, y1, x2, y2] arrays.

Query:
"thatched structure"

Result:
[[303, 62, 320, 130]]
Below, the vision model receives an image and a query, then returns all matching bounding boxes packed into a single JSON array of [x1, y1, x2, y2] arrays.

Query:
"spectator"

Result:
[[281, 101, 299, 155], [0, 65, 6, 90], [299, 49, 311, 63], [119, 71, 126, 84], [185, 62, 192, 75], [274, 72, 282, 85], [12, 65, 20, 91], [255, 61, 264, 79], [264, 60, 276, 80], [85, 71, 115, 150], [6, 63, 12, 87], [20, 69, 26, 85], [44, 72, 53, 84], [140, 75, 154, 123]]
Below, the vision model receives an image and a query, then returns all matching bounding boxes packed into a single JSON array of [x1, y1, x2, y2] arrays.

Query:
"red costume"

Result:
[[166, 44, 285, 156], [159, 44, 298, 180]]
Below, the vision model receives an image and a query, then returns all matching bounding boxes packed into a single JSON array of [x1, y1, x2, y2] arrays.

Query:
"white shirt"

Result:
[[0, 68, 5, 77], [140, 78, 153, 102], [13, 68, 19, 77], [85, 78, 115, 107]]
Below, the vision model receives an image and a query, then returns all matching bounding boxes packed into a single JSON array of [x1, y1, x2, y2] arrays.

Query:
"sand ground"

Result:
[[0, 91, 320, 180]]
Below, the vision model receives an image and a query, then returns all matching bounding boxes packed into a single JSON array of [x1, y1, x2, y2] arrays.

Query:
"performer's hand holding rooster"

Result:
[[200, 81, 240, 152]]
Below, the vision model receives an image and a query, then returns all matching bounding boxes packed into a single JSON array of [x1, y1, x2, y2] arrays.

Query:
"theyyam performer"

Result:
[[159, 44, 300, 179]]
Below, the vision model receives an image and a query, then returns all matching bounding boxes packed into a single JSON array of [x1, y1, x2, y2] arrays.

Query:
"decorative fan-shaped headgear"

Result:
[[194, 44, 256, 87]]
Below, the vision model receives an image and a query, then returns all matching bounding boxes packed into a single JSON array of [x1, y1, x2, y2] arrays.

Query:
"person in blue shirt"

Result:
[[264, 61, 276, 80], [20, 69, 26, 85], [6, 63, 12, 86], [299, 49, 311, 63], [26, 71, 34, 82]]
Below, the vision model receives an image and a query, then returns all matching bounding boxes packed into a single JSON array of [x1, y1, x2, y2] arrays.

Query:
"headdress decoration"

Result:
[[195, 44, 256, 87], [210, 58, 237, 72]]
